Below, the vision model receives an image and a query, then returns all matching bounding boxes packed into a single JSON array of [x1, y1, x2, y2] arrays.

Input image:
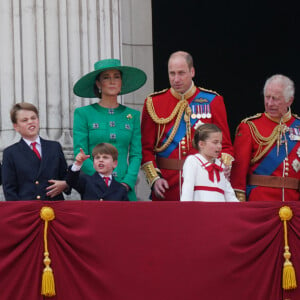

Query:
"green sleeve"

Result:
[[121, 110, 142, 190], [73, 107, 95, 175]]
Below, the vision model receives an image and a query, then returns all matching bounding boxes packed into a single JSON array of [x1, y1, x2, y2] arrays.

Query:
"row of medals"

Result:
[[191, 104, 212, 119]]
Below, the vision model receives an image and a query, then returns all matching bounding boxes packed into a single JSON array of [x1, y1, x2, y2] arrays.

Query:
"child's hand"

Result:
[[75, 148, 90, 166]]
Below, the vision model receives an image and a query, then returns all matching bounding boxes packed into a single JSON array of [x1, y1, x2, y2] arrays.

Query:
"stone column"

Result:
[[0, 0, 153, 200]]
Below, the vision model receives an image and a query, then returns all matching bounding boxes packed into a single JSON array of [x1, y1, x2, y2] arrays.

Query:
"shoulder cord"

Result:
[[146, 96, 190, 152], [247, 121, 284, 164]]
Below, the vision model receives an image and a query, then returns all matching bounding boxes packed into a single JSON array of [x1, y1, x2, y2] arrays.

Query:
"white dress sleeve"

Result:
[[224, 178, 239, 202], [180, 156, 198, 201]]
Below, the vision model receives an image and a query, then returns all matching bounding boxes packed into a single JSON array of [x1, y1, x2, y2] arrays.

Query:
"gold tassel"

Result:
[[279, 206, 297, 290], [40, 207, 56, 297]]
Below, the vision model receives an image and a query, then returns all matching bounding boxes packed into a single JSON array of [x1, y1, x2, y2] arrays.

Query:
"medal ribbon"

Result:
[[157, 91, 216, 158]]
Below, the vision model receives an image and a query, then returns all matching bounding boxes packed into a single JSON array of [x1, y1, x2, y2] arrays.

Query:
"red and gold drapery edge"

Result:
[[0, 201, 300, 300]]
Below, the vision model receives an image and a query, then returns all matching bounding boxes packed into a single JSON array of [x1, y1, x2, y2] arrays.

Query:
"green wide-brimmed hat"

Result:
[[73, 58, 147, 98]]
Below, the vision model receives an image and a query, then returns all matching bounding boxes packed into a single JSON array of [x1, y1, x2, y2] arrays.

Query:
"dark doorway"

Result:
[[152, 0, 300, 139]]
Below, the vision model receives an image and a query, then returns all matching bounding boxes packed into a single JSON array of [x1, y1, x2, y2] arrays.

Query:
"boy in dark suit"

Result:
[[66, 143, 128, 201], [2, 102, 69, 200]]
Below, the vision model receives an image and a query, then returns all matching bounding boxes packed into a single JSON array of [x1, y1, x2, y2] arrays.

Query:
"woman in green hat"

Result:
[[73, 59, 147, 201]]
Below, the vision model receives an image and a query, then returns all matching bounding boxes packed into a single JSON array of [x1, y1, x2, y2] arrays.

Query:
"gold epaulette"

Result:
[[198, 86, 219, 96], [146, 88, 169, 98], [235, 114, 262, 136], [241, 113, 262, 124]]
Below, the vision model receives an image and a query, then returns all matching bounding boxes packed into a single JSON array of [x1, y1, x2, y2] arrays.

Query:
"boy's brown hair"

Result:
[[92, 143, 118, 161], [10, 102, 39, 124]]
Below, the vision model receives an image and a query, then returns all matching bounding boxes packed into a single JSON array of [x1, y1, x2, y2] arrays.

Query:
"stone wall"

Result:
[[0, 0, 152, 200]]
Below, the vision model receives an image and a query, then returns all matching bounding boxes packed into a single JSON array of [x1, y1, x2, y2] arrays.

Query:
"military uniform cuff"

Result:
[[221, 153, 234, 166], [234, 189, 246, 202], [141, 162, 161, 187]]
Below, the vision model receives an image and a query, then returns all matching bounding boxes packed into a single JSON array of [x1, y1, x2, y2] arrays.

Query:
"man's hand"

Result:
[[46, 180, 68, 198], [121, 183, 130, 191], [153, 178, 169, 199]]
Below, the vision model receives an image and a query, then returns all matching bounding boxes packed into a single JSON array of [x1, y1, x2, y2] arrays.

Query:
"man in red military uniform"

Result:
[[141, 51, 234, 201], [231, 74, 300, 202]]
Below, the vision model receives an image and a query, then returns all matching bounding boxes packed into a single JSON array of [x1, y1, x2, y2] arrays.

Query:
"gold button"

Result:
[[36, 195, 41, 199], [35, 181, 39, 185], [181, 140, 186, 145], [181, 146, 186, 150], [182, 151, 187, 156]]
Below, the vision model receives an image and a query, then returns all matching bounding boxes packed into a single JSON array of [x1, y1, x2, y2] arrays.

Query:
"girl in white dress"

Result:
[[181, 123, 238, 202]]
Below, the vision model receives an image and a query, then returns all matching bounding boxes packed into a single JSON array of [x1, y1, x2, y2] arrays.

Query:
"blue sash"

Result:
[[246, 118, 300, 196], [157, 91, 216, 158]]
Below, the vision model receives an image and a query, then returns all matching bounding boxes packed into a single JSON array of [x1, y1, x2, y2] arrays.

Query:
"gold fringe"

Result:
[[40, 207, 56, 297], [279, 206, 297, 290]]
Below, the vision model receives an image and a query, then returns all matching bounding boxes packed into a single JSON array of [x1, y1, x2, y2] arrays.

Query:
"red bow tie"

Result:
[[205, 163, 223, 183]]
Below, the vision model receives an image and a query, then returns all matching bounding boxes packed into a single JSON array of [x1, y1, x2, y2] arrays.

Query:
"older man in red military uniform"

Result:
[[231, 74, 300, 202], [141, 51, 234, 201]]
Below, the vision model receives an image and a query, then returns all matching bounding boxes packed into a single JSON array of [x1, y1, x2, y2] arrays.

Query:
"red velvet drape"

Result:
[[0, 201, 300, 300]]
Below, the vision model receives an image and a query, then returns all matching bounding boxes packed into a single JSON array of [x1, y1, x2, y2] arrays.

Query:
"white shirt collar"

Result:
[[99, 174, 112, 180], [195, 153, 221, 166], [23, 136, 41, 147]]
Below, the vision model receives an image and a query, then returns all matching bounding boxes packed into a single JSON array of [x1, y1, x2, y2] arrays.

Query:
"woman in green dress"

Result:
[[73, 59, 147, 201]]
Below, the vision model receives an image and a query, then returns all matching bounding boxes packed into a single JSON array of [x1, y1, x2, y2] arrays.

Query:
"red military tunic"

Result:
[[141, 84, 234, 201], [231, 112, 300, 201]]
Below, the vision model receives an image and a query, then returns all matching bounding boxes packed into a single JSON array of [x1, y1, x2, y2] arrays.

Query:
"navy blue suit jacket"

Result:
[[66, 167, 128, 201], [2, 138, 68, 200]]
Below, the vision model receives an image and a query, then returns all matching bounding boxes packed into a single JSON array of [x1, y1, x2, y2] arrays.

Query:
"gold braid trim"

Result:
[[146, 96, 190, 153], [292, 113, 300, 120], [246, 120, 283, 164], [221, 153, 234, 166], [141, 162, 161, 187], [234, 189, 246, 202], [198, 86, 219, 96], [241, 113, 262, 123], [146, 95, 184, 124]]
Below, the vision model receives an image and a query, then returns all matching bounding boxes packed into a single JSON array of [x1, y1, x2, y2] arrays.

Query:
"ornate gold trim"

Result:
[[198, 86, 219, 96], [141, 162, 161, 187], [221, 153, 234, 166], [234, 189, 246, 202]]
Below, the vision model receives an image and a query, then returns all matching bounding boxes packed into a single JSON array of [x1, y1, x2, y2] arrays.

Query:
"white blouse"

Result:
[[180, 153, 238, 202]]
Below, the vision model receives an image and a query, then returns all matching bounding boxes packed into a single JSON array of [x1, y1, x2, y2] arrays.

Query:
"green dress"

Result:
[[73, 103, 142, 201]]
